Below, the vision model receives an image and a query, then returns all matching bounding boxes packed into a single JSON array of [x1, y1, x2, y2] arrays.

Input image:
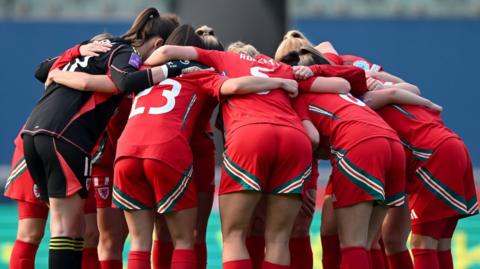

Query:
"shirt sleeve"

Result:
[[323, 53, 343, 65], [50, 44, 81, 71], [34, 58, 57, 83], [196, 72, 229, 100], [194, 47, 226, 72], [297, 77, 317, 93], [310, 65, 368, 97], [109, 45, 154, 93], [291, 96, 310, 121]]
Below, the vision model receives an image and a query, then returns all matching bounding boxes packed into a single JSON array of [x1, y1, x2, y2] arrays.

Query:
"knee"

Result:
[[410, 234, 437, 249], [17, 229, 45, 245], [84, 229, 99, 248], [290, 223, 310, 238], [382, 234, 407, 253]]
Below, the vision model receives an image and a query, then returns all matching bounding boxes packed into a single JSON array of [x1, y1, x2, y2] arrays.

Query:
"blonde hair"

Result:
[[195, 25, 224, 51], [227, 41, 260, 57], [275, 37, 311, 62], [283, 30, 312, 44], [90, 33, 113, 42]]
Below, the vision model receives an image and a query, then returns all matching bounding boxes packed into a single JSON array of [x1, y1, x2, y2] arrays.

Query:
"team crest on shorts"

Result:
[[33, 184, 41, 199], [97, 187, 110, 200]]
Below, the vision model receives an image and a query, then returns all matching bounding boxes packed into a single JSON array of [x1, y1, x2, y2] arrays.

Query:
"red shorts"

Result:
[[411, 217, 458, 240], [113, 157, 197, 214], [191, 135, 216, 193], [325, 179, 333, 196], [408, 138, 479, 225], [330, 137, 406, 209], [17, 200, 49, 220], [304, 160, 319, 191], [93, 175, 113, 208], [220, 124, 312, 195]]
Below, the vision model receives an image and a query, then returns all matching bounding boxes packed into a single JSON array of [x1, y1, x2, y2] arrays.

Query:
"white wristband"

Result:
[[160, 64, 169, 78]]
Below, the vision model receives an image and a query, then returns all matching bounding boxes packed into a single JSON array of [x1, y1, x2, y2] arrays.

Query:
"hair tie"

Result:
[[149, 14, 155, 19]]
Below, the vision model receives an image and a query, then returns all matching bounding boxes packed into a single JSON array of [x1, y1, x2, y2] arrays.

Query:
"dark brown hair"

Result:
[[165, 24, 206, 48], [121, 7, 177, 47]]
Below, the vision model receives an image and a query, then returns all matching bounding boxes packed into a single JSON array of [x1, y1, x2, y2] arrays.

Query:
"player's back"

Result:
[[298, 92, 397, 149], [118, 71, 221, 152], [377, 105, 458, 156], [195, 49, 304, 135]]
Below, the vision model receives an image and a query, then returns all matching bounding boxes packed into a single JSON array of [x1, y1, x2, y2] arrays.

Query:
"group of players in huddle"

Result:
[[3, 6, 478, 269]]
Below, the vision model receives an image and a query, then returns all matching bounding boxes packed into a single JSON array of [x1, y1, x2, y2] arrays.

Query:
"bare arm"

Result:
[[392, 82, 421, 95], [302, 119, 320, 149], [308, 77, 350, 94], [145, 45, 199, 66], [49, 70, 117, 93], [363, 87, 442, 111], [221, 77, 298, 97], [366, 70, 404, 83]]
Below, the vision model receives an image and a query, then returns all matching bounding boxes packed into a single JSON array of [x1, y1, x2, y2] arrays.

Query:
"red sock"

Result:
[[289, 237, 312, 269], [246, 236, 265, 269], [152, 240, 173, 269], [82, 247, 100, 269], [10, 240, 39, 269], [437, 250, 453, 269], [262, 261, 290, 269], [171, 249, 196, 269], [386, 250, 413, 269], [411, 249, 439, 269], [369, 249, 386, 269], [341, 247, 370, 269], [128, 251, 151, 269], [223, 259, 252, 269], [100, 260, 122, 269], [321, 235, 341, 269], [195, 243, 207, 269]]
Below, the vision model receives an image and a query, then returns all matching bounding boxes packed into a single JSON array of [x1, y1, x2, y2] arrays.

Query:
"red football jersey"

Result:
[[116, 70, 226, 170], [91, 95, 132, 176], [194, 48, 305, 136], [340, 55, 383, 72], [293, 85, 398, 153], [376, 105, 458, 161]]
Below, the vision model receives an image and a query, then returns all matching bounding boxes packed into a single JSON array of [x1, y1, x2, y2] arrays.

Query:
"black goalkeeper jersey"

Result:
[[23, 38, 154, 154]]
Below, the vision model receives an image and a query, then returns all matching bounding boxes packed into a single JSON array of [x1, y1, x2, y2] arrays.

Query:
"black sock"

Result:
[[49, 237, 84, 269]]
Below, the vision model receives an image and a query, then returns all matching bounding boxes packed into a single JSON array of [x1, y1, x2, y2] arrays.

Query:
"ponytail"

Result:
[[122, 7, 176, 47]]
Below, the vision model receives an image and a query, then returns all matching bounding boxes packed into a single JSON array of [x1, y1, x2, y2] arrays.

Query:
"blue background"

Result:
[[0, 19, 479, 165]]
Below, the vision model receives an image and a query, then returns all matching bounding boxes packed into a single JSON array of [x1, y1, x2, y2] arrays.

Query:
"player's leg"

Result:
[[192, 142, 216, 269], [153, 215, 173, 269], [410, 220, 443, 269], [289, 187, 316, 269], [220, 192, 262, 269], [11, 200, 48, 269], [382, 204, 413, 269], [320, 191, 341, 269], [147, 159, 198, 269], [82, 189, 100, 269], [246, 197, 266, 269], [264, 125, 312, 268], [97, 207, 128, 269], [436, 218, 458, 269], [24, 135, 90, 269], [113, 158, 156, 269], [366, 205, 388, 269]]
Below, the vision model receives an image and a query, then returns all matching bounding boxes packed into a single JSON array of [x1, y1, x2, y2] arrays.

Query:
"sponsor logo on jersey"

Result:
[[33, 184, 41, 199], [97, 187, 110, 200], [128, 52, 142, 69]]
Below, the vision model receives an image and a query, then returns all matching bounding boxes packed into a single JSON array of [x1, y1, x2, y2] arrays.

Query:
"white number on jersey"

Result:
[[62, 56, 92, 72], [250, 67, 274, 95], [129, 79, 182, 118], [338, 93, 366, 107]]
